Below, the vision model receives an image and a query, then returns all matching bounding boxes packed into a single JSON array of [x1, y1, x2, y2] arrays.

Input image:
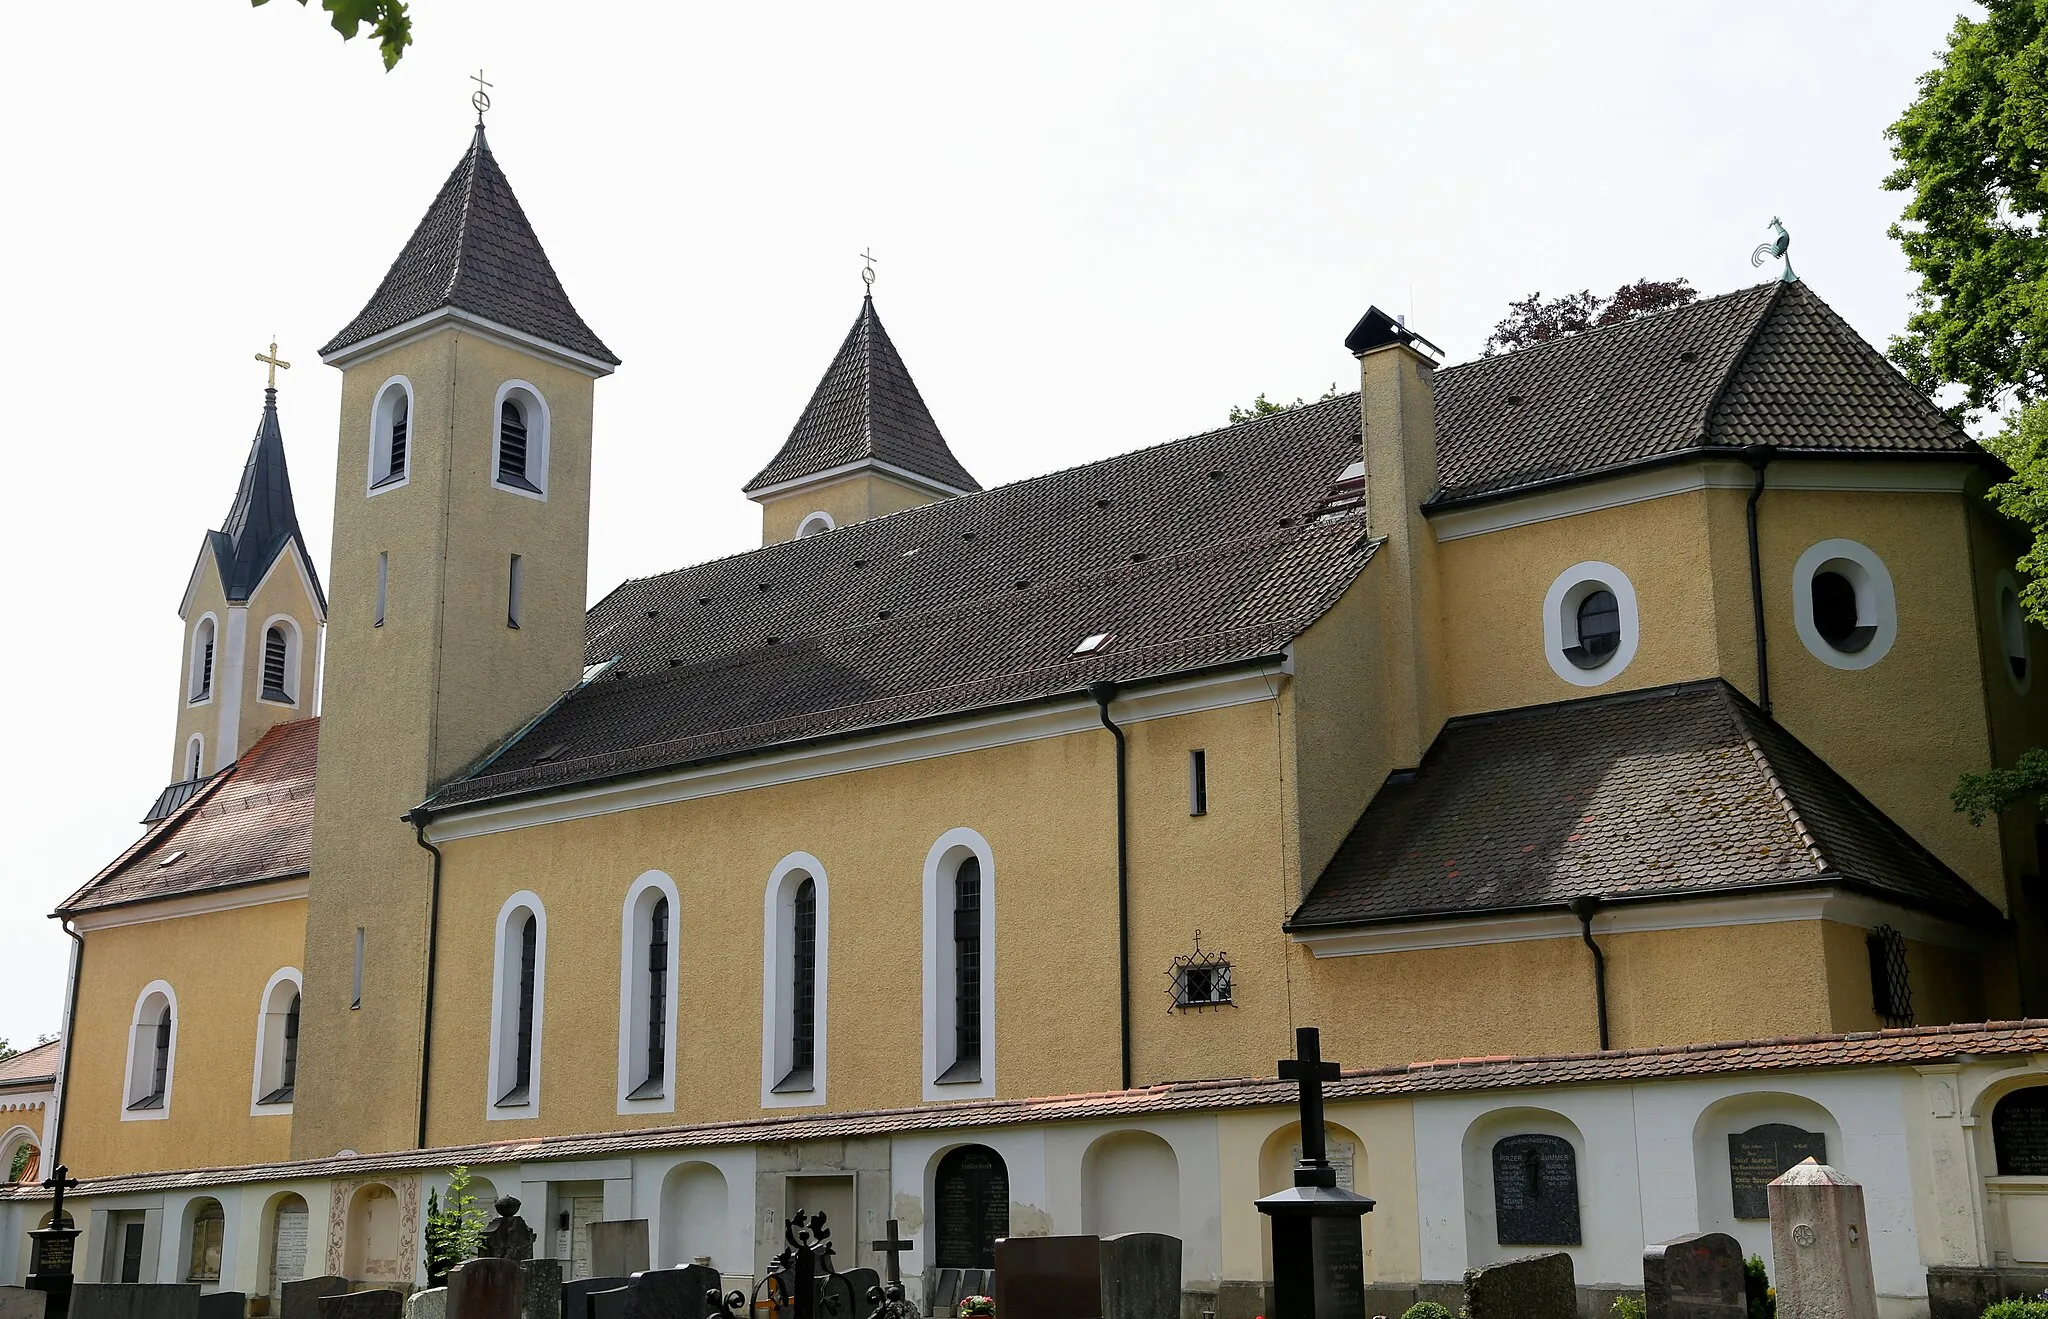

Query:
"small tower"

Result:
[[170, 382, 327, 783], [745, 294, 979, 543], [294, 121, 616, 1157]]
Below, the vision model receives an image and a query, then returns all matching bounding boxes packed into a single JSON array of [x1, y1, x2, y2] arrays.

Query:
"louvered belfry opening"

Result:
[[499, 400, 528, 484], [389, 393, 409, 479], [262, 626, 290, 700]]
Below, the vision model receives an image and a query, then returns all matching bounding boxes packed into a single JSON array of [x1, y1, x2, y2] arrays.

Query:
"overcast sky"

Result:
[[0, 1, 1972, 1045]]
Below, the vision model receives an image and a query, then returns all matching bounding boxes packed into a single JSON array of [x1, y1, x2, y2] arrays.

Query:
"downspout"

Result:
[[49, 921, 84, 1169], [1089, 682, 1134, 1091], [1743, 447, 1775, 715], [410, 811, 445, 1150], [1566, 897, 1610, 1051]]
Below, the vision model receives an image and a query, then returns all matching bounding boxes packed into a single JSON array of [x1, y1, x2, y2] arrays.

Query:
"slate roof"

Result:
[[58, 719, 319, 917], [205, 390, 325, 610], [1291, 680, 2002, 930], [15, 1017, 2048, 1197], [428, 395, 1374, 808], [320, 125, 617, 366], [744, 296, 980, 495], [1428, 280, 1975, 503], [0, 1040, 59, 1090]]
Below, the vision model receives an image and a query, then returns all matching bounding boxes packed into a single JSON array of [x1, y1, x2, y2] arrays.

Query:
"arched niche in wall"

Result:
[[343, 1183, 403, 1284], [1689, 1091, 1840, 1266], [658, 1162, 729, 1272], [1080, 1130, 1180, 1238], [1255, 1119, 1368, 1283], [1459, 1107, 1587, 1268]]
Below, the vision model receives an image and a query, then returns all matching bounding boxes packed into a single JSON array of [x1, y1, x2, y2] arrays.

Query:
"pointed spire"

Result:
[[211, 389, 327, 611], [745, 295, 979, 496], [320, 125, 617, 368]]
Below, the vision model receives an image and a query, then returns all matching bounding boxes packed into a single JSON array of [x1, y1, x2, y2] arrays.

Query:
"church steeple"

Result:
[[746, 294, 979, 543], [213, 388, 325, 612]]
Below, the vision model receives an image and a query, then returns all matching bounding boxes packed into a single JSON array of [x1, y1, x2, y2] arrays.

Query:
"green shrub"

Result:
[[1744, 1255, 1775, 1319], [1400, 1304, 1457, 1319], [1609, 1296, 1645, 1319], [1979, 1301, 2048, 1319]]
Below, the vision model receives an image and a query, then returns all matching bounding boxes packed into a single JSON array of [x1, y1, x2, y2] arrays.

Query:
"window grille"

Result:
[[501, 914, 538, 1105], [1867, 924, 1913, 1026], [262, 627, 290, 700], [498, 401, 532, 487], [953, 857, 982, 1072], [790, 878, 817, 1082], [1167, 931, 1234, 1011], [644, 896, 668, 1091]]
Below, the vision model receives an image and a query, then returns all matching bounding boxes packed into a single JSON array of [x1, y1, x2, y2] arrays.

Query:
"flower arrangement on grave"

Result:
[[958, 1297, 996, 1318]]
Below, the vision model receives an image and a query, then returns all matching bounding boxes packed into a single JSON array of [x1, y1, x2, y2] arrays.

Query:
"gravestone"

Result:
[[519, 1261, 560, 1319], [933, 1148, 1009, 1272], [70, 1285, 202, 1319], [1767, 1160, 1877, 1319], [317, 1292, 404, 1319], [197, 1296, 245, 1319], [585, 1226, 648, 1282], [481, 1201, 536, 1264], [1492, 1135, 1582, 1246], [557, 1280, 629, 1319], [1643, 1233, 1744, 1319], [1728, 1125, 1826, 1220], [620, 1268, 720, 1319], [0, 1288, 50, 1319], [930, 1270, 961, 1318], [992, 1236, 1100, 1319], [1099, 1234, 1180, 1319], [1257, 1028, 1374, 1319], [1461, 1253, 1576, 1319], [449, 1259, 524, 1319], [280, 1279, 346, 1319], [404, 1289, 445, 1319], [1993, 1087, 2048, 1175], [837, 1269, 879, 1319], [582, 1294, 625, 1319]]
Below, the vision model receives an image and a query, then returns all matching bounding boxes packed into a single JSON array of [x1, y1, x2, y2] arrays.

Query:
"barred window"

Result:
[[1867, 924, 1913, 1027]]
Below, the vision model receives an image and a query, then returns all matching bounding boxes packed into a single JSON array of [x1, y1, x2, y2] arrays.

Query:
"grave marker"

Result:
[[404, 1290, 446, 1319], [1767, 1160, 1877, 1319], [318, 1292, 404, 1319], [27, 1167, 82, 1319], [481, 1202, 536, 1264], [1462, 1253, 1575, 1319], [991, 1236, 1099, 1319], [583, 1293, 626, 1319], [621, 1268, 719, 1319], [280, 1278, 347, 1319], [69, 1286, 201, 1319], [558, 1280, 629, 1319], [449, 1259, 524, 1319], [1255, 1027, 1375, 1319], [867, 1219, 916, 1319], [1728, 1125, 1826, 1220], [519, 1261, 561, 1319], [586, 1226, 648, 1282], [1993, 1088, 2048, 1175], [196, 1295, 246, 1319], [1099, 1234, 1179, 1319], [1492, 1135, 1581, 1246], [0, 1287, 50, 1319], [1643, 1233, 1744, 1319]]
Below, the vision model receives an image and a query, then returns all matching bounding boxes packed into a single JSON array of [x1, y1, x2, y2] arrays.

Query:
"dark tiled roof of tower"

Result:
[[743, 296, 979, 494], [1291, 680, 2001, 929], [57, 719, 320, 916], [210, 389, 325, 610], [428, 396, 1372, 807], [1428, 281, 1975, 502], [320, 125, 617, 366]]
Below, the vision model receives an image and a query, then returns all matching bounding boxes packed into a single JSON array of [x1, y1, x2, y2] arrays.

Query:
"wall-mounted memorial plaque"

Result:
[[1289, 1138, 1357, 1192], [1995, 1087, 2048, 1176], [1727, 1124, 1825, 1220], [1493, 1134, 1581, 1246], [933, 1145, 1010, 1270]]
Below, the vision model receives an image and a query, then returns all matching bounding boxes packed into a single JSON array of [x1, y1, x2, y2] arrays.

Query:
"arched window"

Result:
[[190, 616, 217, 702], [488, 893, 547, 1117], [186, 735, 205, 782], [796, 511, 836, 538], [369, 380, 412, 491], [186, 1199, 226, 1282], [762, 854, 829, 1106], [492, 383, 549, 497], [1543, 562, 1639, 686], [924, 830, 996, 1099], [499, 401, 529, 485], [619, 873, 680, 1112], [253, 969, 303, 1110], [124, 982, 177, 1118], [261, 625, 292, 703]]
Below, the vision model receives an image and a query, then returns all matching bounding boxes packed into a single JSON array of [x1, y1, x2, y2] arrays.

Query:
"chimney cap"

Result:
[[1345, 305, 1443, 359]]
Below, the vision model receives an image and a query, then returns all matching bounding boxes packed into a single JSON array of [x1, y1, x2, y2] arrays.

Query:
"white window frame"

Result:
[[491, 381, 551, 501], [1791, 538, 1897, 671], [367, 377, 414, 495], [257, 615, 303, 707], [760, 852, 829, 1109], [1998, 571, 2032, 695], [250, 967, 303, 1115], [185, 735, 206, 782], [1541, 561, 1640, 687], [189, 614, 219, 705], [486, 891, 547, 1121], [617, 871, 681, 1115], [121, 980, 178, 1122], [796, 511, 836, 538], [922, 829, 996, 1101]]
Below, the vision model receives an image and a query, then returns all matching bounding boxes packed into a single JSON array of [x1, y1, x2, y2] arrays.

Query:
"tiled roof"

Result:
[[320, 126, 617, 366], [744, 296, 980, 495], [430, 396, 1373, 809], [1429, 281, 1974, 503], [0, 1039, 59, 1090], [58, 719, 319, 917], [1291, 680, 2001, 929], [16, 1018, 2048, 1198], [207, 389, 324, 610]]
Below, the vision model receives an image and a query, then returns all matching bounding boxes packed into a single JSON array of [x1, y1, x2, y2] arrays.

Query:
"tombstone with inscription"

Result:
[[481, 1201, 536, 1264], [28, 1167, 82, 1319], [992, 1237, 1100, 1319], [450, 1260, 524, 1319], [586, 1226, 649, 1281], [404, 1290, 446, 1319], [928, 1270, 961, 1319], [1462, 1253, 1575, 1319], [1767, 1160, 1877, 1319], [1993, 1086, 2048, 1175], [1492, 1135, 1581, 1247], [281, 1278, 348, 1319], [1643, 1233, 1744, 1319], [558, 1280, 629, 1319], [1728, 1125, 1827, 1220], [1256, 1028, 1374, 1319], [519, 1261, 561, 1319], [1098, 1234, 1179, 1319], [622, 1268, 720, 1319], [318, 1292, 405, 1319], [67, 1288, 203, 1319], [933, 1147, 1009, 1273]]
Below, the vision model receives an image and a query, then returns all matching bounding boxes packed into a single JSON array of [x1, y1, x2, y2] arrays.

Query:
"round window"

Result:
[[1791, 539, 1895, 670], [1543, 563, 1638, 687]]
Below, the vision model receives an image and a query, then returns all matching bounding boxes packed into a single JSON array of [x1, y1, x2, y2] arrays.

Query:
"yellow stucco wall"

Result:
[[237, 546, 323, 745], [1287, 574, 1396, 897], [757, 471, 943, 545], [170, 544, 322, 782], [1819, 920, 1991, 1033], [63, 897, 305, 1179], [172, 565, 231, 781]]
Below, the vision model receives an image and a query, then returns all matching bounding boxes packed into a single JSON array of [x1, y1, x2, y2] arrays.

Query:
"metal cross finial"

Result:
[[255, 340, 291, 390], [471, 69, 494, 121], [860, 248, 878, 293], [1277, 1026, 1341, 1187]]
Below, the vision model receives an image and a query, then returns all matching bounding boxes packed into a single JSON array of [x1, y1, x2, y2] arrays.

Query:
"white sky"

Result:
[[0, 1, 1971, 1045]]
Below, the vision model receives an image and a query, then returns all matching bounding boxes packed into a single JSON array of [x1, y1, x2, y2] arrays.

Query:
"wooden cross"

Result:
[[42, 1165, 78, 1227], [254, 340, 291, 389], [1278, 1027, 1341, 1184], [870, 1218, 913, 1286]]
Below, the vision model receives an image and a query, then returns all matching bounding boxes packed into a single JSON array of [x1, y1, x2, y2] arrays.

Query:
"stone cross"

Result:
[[1278, 1027, 1341, 1187], [870, 1220, 912, 1288]]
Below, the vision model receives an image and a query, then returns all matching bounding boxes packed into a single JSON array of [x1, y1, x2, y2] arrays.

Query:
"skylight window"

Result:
[[1074, 632, 1113, 655], [158, 851, 186, 868]]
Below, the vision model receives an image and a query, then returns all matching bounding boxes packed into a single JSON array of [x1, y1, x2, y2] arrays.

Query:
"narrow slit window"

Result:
[[187, 737, 204, 782], [952, 857, 982, 1077], [508, 555, 523, 630], [192, 618, 216, 701], [644, 896, 668, 1093], [375, 552, 388, 628], [788, 878, 817, 1088], [262, 626, 290, 701], [146, 1006, 170, 1105], [351, 927, 364, 1009], [499, 913, 538, 1106], [1189, 749, 1208, 816]]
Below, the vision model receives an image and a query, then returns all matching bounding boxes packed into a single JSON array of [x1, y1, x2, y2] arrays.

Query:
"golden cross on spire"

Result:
[[254, 340, 291, 389]]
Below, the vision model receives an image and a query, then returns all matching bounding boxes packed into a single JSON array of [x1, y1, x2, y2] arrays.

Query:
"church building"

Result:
[[8, 121, 2048, 1318]]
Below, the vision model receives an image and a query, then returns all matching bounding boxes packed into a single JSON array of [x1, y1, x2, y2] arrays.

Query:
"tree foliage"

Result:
[[1482, 278, 1699, 356], [423, 1166, 487, 1285], [252, 0, 412, 70], [1884, 1, 2048, 421], [0, 1040, 15, 1064], [1228, 384, 1342, 426]]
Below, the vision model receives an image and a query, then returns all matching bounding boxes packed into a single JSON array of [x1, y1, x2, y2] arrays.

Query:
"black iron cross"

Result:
[[870, 1218, 913, 1286], [1278, 1027, 1341, 1187], [42, 1166, 78, 1225]]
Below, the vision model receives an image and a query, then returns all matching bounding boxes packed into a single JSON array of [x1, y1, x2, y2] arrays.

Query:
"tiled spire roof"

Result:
[[210, 389, 325, 610], [320, 125, 617, 367], [745, 295, 979, 495]]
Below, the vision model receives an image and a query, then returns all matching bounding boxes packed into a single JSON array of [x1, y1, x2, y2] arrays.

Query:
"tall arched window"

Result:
[[923, 830, 996, 1099], [762, 854, 829, 1106], [951, 859, 981, 1072], [619, 872, 680, 1112], [186, 735, 205, 782], [370, 381, 411, 490], [488, 893, 547, 1117], [498, 400, 529, 485], [791, 879, 817, 1079], [124, 982, 178, 1119], [190, 616, 217, 702], [492, 383, 549, 497], [261, 625, 291, 702], [253, 969, 303, 1111]]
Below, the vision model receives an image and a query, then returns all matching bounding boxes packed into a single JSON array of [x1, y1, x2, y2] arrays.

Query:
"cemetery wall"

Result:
[[63, 897, 305, 1179]]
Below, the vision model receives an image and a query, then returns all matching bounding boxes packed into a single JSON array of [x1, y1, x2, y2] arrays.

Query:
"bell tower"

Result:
[[292, 122, 618, 1157]]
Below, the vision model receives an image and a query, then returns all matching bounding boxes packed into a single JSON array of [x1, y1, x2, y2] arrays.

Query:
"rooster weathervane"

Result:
[[1751, 217, 1796, 283]]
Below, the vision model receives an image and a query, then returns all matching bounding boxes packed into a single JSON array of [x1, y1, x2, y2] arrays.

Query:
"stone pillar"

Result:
[[1767, 1160, 1877, 1319]]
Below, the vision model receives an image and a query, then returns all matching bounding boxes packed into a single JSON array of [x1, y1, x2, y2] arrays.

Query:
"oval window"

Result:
[[1543, 563, 1638, 687], [1810, 569, 1873, 653], [1792, 540, 1896, 670], [1568, 590, 1621, 668]]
